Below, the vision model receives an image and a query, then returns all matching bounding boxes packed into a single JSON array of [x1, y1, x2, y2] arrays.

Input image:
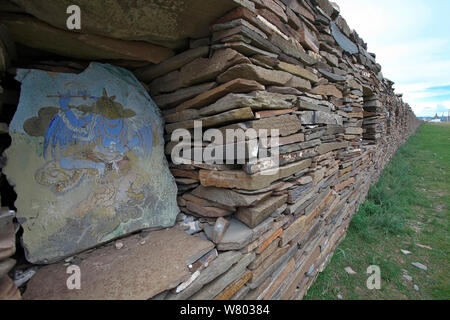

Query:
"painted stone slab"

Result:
[[3, 62, 178, 264]]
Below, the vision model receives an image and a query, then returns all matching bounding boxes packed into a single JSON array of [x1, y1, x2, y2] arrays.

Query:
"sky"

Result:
[[335, 0, 450, 117]]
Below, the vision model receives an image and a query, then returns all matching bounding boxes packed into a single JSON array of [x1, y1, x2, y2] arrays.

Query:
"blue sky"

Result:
[[336, 0, 450, 117]]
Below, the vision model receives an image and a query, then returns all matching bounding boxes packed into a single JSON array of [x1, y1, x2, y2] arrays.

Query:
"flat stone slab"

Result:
[[4, 63, 178, 264], [23, 228, 214, 300]]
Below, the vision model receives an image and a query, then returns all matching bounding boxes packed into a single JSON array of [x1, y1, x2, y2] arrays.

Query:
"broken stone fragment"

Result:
[[212, 217, 230, 244], [217, 63, 311, 91], [167, 251, 243, 300]]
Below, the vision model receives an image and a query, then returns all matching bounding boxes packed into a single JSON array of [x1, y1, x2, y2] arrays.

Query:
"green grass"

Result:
[[305, 123, 450, 300]]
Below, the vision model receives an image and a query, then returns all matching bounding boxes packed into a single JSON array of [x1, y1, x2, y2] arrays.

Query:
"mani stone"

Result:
[[23, 228, 214, 300], [3, 63, 179, 264]]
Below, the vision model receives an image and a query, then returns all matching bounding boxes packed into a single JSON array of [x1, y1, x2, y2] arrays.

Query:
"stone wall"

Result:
[[0, 0, 420, 300]]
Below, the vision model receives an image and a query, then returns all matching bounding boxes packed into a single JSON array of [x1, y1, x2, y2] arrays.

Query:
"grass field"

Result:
[[305, 123, 450, 300]]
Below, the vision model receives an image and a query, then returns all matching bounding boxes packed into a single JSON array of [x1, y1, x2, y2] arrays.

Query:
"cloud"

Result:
[[335, 0, 450, 117]]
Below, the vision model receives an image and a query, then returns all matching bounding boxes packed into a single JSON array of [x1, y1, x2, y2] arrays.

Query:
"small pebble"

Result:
[[401, 249, 412, 255], [414, 285, 419, 291], [403, 274, 412, 282], [115, 242, 124, 250], [140, 240, 146, 245], [345, 267, 357, 275], [412, 262, 428, 271], [337, 294, 343, 300]]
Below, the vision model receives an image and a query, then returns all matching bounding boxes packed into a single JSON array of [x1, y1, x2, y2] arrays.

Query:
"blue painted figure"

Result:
[[43, 89, 153, 174]]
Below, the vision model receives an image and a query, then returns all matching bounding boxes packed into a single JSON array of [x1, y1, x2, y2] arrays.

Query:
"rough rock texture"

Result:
[[3, 63, 178, 264], [23, 229, 214, 300]]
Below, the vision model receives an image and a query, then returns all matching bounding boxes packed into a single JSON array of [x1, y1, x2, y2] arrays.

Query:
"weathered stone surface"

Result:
[[191, 252, 255, 300], [212, 22, 280, 54], [236, 195, 288, 228], [319, 68, 346, 82], [299, 111, 343, 125], [150, 49, 249, 94], [167, 251, 243, 300], [215, 270, 252, 300], [1, 14, 174, 64], [297, 99, 331, 113], [199, 91, 297, 117], [345, 127, 363, 135], [186, 201, 234, 218], [11, 0, 243, 49], [192, 185, 272, 207], [165, 107, 254, 133], [213, 41, 279, 59], [255, 108, 297, 119], [215, 219, 254, 251], [280, 216, 306, 246], [199, 159, 312, 191], [134, 46, 209, 82], [212, 217, 230, 244], [4, 63, 178, 264], [24, 229, 214, 299], [311, 84, 343, 98], [334, 177, 355, 192], [277, 61, 319, 83], [249, 238, 280, 270], [263, 257, 295, 299], [217, 63, 311, 91], [154, 83, 217, 110], [175, 79, 265, 111], [0, 259, 15, 279]]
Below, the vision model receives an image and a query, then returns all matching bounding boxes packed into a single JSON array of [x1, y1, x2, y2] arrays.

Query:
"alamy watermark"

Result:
[[66, 265, 81, 290], [366, 265, 381, 290], [66, 5, 81, 30]]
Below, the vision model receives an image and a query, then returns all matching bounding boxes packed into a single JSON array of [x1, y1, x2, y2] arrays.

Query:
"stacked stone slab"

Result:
[[0, 0, 420, 300], [132, 0, 419, 300]]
